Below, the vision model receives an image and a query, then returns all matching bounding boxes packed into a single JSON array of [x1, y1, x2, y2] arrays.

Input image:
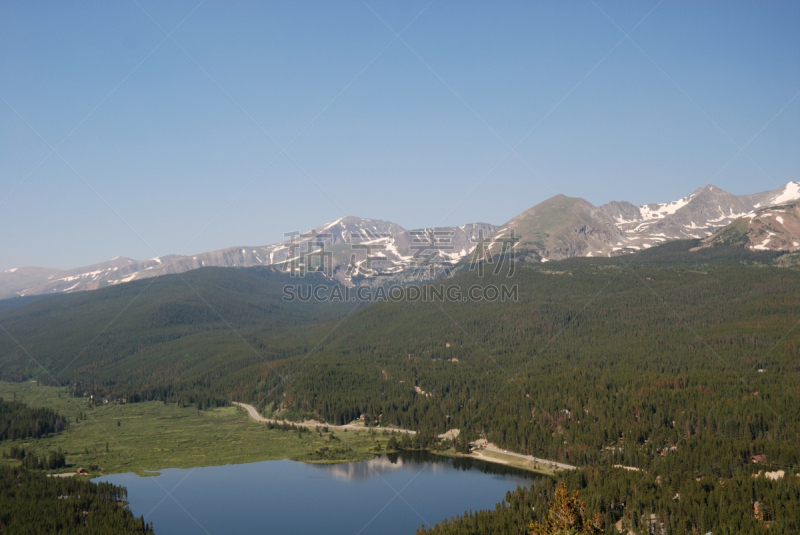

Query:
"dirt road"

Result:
[[480, 444, 576, 471], [232, 402, 416, 435]]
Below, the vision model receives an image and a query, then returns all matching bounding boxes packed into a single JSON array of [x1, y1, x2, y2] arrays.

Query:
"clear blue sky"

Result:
[[1, 1, 798, 271]]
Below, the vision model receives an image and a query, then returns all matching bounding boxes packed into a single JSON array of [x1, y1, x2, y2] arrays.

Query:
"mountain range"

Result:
[[2, 181, 799, 300], [0, 218, 497, 299], [487, 181, 800, 261]]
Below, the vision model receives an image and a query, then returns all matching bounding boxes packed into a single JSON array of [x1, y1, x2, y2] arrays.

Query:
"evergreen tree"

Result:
[[529, 484, 603, 535]]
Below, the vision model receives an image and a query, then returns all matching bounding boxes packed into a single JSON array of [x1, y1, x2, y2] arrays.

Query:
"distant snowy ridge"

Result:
[[3, 181, 798, 300], [0, 217, 495, 299]]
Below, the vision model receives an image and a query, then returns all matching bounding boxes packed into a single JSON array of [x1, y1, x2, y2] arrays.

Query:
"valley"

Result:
[[3, 197, 800, 534], [5, 4, 797, 532]]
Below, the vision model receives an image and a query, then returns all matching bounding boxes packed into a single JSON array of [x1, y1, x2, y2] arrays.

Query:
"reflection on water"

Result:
[[315, 454, 410, 480], [314, 451, 537, 481]]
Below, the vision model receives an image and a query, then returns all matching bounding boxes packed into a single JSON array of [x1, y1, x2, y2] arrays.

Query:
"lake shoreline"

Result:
[[1, 382, 570, 480], [94, 453, 539, 535], [235, 401, 571, 477]]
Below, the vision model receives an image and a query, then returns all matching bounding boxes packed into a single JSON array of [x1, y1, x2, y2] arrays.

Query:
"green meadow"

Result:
[[0, 381, 389, 477]]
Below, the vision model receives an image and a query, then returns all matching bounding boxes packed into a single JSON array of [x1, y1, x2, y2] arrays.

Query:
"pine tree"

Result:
[[529, 483, 604, 535]]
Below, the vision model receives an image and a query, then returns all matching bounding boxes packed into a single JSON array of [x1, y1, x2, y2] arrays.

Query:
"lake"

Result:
[[95, 451, 539, 535]]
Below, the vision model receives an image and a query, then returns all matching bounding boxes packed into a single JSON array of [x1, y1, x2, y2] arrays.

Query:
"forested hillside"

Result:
[[0, 266, 351, 406], [260, 242, 799, 462]]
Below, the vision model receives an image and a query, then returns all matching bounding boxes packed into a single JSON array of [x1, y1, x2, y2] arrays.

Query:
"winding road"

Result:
[[232, 402, 416, 434]]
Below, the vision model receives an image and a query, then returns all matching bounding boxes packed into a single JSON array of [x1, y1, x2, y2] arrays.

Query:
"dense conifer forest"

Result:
[[259, 243, 800, 463], [0, 466, 154, 534], [416, 467, 800, 535], [0, 396, 67, 441]]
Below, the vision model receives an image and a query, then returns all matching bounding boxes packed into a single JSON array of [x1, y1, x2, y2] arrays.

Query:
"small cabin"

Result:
[[76, 467, 88, 475], [751, 454, 767, 464]]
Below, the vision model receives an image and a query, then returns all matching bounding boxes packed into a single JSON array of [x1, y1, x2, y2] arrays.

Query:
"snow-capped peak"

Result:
[[769, 181, 800, 206]]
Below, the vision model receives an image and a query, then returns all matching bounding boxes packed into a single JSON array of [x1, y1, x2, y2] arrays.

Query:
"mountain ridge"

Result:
[[0, 218, 497, 299], [487, 181, 800, 261], [3, 181, 799, 299]]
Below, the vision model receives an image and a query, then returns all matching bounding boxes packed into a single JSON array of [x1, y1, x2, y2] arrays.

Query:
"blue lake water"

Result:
[[95, 452, 538, 535]]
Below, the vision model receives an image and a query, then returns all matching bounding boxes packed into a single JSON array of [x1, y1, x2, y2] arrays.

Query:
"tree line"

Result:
[[0, 396, 67, 441], [0, 466, 155, 534]]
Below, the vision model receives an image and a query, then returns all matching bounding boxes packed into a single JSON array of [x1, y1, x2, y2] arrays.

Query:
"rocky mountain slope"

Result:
[[488, 182, 800, 261], [698, 201, 800, 252], [0, 218, 495, 299], [483, 195, 622, 261]]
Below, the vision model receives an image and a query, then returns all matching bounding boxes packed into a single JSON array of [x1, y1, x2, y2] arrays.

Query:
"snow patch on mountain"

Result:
[[770, 182, 800, 205], [638, 194, 693, 220]]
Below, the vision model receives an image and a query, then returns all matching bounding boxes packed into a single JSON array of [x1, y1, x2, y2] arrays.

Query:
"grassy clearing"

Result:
[[0, 381, 390, 476]]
